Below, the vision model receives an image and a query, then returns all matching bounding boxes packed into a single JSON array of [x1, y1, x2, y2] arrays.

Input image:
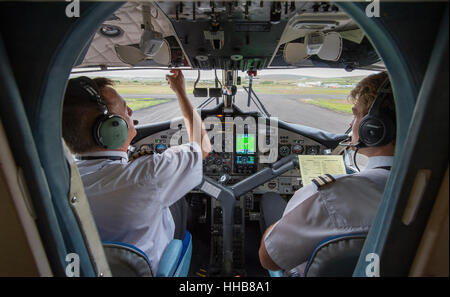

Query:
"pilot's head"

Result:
[[62, 77, 137, 154], [348, 71, 396, 156]]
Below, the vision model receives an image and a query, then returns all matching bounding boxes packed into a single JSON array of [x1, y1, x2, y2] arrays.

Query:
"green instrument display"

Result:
[[236, 133, 256, 155]]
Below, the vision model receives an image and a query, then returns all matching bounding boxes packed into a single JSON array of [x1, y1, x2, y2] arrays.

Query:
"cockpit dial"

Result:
[[279, 145, 291, 157], [155, 144, 167, 154], [291, 144, 304, 154]]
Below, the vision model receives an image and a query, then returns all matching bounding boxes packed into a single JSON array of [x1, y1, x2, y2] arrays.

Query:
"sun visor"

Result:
[[114, 38, 171, 66], [114, 44, 146, 65], [339, 29, 365, 44], [317, 32, 343, 61], [305, 32, 325, 55], [152, 39, 171, 66], [139, 29, 164, 56], [283, 42, 309, 65]]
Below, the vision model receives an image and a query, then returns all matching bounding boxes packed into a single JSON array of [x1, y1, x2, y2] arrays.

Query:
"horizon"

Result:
[[71, 67, 379, 80]]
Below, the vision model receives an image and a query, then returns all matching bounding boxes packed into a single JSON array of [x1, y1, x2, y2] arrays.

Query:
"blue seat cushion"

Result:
[[156, 239, 183, 277], [174, 231, 192, 277]]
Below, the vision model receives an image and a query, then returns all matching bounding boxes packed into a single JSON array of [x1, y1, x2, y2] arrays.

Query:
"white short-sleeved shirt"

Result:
[[264, 156, 394, 273], [76, 142, 202, 274]]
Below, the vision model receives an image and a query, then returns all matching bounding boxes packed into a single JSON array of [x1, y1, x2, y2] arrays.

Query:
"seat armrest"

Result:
[[268, 270, 283, 277], [174, 231, 192, 277], [156, 239, 183, 277]]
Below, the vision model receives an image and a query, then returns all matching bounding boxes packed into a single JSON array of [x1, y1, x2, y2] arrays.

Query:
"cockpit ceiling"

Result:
[[76, 1, 383, 71]]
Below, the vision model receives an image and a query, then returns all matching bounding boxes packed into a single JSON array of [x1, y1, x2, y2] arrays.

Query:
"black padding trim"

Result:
[[325, 174, 336, 182], [304, 234, 367, 277], [311, 178, 322, 188], [103, 243, 153, 277]]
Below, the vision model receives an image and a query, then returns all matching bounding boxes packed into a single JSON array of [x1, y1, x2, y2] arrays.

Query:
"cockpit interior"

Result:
[[0, 0, 448, 280], [72, 1, 371, 276]]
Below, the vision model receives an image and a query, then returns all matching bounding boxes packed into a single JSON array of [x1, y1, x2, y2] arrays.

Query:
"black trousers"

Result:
[[259, 192, 288, 234], [169, 197, 189, 240]]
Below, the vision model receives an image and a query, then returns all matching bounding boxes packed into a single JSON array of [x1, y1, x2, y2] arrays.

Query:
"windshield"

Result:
[[71, 68, 377, 135]]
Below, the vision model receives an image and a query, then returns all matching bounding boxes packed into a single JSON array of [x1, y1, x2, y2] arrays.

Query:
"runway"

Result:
[[131, 91, 367, 168], [132, 92, 352, 134]]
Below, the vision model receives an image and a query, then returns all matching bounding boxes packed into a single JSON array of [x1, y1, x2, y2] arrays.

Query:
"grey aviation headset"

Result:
[[74, 76, 129, 150], [358, 76, 396, 148]]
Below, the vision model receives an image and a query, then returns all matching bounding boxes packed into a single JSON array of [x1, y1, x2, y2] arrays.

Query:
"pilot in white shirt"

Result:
[[258, 71, 396, 275], [261, 156, 393, 275], [76, 143, 202, 274], [62, 70, 211, 275]]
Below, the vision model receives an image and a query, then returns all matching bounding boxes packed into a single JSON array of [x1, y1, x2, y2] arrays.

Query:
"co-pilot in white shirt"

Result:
[[76, 142, 202, 275], [264, 156, 394, 274]]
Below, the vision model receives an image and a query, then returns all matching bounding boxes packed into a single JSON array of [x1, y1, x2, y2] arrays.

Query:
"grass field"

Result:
[[114, 79, 356, 113], [300, 98, 353, 114], [252, 85, 351, 95], [124, 97, 171, 111], [115, 81, 352, 96], [117, 84, 176, 95]]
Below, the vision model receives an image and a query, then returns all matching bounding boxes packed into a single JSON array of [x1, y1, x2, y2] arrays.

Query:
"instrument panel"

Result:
[[133, 116, 329, 195]]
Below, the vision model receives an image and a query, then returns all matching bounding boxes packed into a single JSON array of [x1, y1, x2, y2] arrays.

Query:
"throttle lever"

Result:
[[272, 154, 299, 171]]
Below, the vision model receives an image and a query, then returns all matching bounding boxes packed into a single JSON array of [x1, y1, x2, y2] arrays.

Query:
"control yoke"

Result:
[[197, 154, 299, 276]]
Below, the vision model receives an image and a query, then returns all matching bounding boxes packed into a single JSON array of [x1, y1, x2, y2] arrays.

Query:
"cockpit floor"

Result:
[[188, 208, 268, 277]]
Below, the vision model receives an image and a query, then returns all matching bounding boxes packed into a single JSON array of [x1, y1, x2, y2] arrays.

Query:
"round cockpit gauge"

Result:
[[140, 144, 152, 151], [206, 157, 214, 165], [279, 145, 291, 157], [306, 145, 320, 155], [291, 144, 304, 154], [155, 144, 167, 154]]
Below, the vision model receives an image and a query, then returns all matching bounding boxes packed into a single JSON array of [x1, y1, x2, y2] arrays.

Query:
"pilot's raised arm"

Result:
[[166, 69, 211, 159], [259, 71, 396, 275]]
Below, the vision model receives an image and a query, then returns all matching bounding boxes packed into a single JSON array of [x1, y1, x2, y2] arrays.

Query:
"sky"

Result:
[[71, 67, 378, 80]]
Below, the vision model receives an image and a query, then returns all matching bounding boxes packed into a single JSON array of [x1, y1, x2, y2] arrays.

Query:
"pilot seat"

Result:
[[103, 231, 193, 277], [269, 233, 367, 277]]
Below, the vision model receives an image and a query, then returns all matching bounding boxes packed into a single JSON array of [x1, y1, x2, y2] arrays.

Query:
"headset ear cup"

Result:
[[379, 113, 396, 145], [93, 114, 129, 149], [359, 114, 395, 147], [359, 116, 386, 147]]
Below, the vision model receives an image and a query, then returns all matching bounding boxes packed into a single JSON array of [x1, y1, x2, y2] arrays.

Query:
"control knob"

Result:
[[219, 174, 231, 184]]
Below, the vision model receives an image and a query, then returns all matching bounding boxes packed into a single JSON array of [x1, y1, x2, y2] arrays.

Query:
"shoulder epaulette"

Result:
[[129, 149, 154, 162], [311, 174, 336, 189]]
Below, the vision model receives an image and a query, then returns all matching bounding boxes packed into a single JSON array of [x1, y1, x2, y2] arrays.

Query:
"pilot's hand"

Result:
[[166, 69, 186, 96]]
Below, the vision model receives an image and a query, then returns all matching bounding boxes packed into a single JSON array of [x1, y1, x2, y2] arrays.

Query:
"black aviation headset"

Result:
[[71, 76, 129, 150], [357, 76, 396, 148], [339, 75, 396, 171]]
